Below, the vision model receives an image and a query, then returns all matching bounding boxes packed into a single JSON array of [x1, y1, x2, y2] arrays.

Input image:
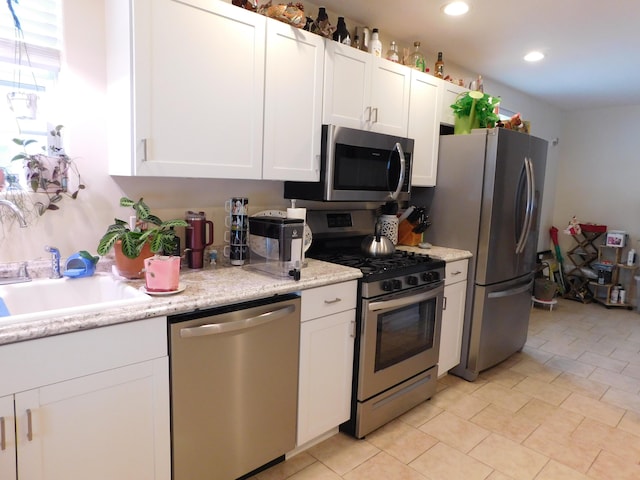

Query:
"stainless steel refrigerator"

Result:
[[421, 128, 548, 381]]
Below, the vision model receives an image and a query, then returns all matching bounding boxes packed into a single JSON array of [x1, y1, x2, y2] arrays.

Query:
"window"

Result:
[[0, 0, 62, 190]]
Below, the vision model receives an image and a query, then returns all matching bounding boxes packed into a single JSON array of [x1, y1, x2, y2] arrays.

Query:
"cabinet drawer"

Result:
[[301, 281, 357, 322], [445, 259, 468, 285]]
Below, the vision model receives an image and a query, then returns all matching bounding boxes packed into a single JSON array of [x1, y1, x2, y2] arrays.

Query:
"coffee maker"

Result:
[[185, 211, 214, 269], [246, 216, 303, 280]]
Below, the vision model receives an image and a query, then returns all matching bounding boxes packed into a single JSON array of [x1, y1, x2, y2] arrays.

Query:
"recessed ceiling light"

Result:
[[442, 2, 470, 16], [524, 51, 545, 62]]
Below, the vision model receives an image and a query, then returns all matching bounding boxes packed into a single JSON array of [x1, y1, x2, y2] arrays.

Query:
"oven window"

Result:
[[375, 299, 436, 371]]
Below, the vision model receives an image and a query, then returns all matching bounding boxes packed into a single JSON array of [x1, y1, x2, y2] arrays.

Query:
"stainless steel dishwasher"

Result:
[[169, 293, 300, 480]]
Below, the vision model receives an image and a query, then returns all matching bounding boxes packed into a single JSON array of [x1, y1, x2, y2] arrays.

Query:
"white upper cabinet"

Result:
[[439, 80, 469, 126], [323, 42, 410, 136], [107, 0, 266, 179], [408, 71, 441, 187], [263, 20, 324, 181]]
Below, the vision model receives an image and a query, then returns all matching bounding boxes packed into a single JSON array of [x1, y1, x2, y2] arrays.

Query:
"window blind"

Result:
[[0, 0, 61, 71]]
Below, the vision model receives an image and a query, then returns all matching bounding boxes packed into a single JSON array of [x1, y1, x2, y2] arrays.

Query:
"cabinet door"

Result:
[[408, 71, 441, 186], [322, 41, 372, 130], [108, 0, 266, 178], [0, 395, 16, 480], [439, 280, 467, 375], [298, 310, 355, 446], [15, 358, 170, 480], [369, 57, 410, 136], [440, 80, 469, 126], [263, 20, 323, 181]]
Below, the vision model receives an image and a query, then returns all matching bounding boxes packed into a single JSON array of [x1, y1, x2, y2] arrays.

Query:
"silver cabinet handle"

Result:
[[443, 296, 448, 311], [180, 304, 295, 338], [141, 138, 148, 162], [350, 320, 356, 338], [372, 107, 378, 123], [0, 416, 5, 450], [451, 270, 462, 276], [367, 106, 372, 122], [324, 297, 342, 304], [26, 408, 33, 442]]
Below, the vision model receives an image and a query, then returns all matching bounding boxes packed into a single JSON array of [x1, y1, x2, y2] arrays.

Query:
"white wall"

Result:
[[553, 105, 640, 254]]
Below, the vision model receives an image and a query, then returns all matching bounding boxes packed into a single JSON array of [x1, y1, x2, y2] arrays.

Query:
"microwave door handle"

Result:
[[389, 142, 405, 200]]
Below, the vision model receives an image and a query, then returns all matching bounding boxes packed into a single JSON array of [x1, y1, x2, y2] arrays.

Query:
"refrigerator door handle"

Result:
[[388, 142, 406, 201], [487, 279, 534, 299], [515, 157, 535, 254]]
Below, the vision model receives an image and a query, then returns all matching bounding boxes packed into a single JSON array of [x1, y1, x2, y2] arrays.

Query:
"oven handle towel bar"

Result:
[[179, 304, 296, 338], [368, 285, 443, 312], [487, 280, 534, 299]]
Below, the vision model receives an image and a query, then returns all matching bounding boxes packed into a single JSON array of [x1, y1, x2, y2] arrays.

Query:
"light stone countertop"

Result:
[[0, 258, 362, 346], [0, 245, 471, 347], [397, 244, 473, 263]]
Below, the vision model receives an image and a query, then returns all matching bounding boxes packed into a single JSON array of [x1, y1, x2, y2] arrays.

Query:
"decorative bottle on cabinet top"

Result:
[[405, 41, 426, 72], [333, 17, 351, 45], [434, 51, 444, 78], [370, 28, 382, 57], [385, 41, 399, 62]]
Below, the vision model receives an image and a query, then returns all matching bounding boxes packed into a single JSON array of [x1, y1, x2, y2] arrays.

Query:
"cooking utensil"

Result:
[[361, 221, 395, 257], [397, 205, 415, 224]]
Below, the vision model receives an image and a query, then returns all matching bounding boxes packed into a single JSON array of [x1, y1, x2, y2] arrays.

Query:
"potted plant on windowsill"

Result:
[[450, 91, 501, 135], [97, 197, 188, 279]]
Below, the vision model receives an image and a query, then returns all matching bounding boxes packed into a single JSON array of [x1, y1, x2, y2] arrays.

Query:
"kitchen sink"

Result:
[[0, 273, 152, 324]]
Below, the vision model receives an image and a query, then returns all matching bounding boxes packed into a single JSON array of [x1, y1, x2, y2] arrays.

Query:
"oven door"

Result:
[[358, 282, 443, 401]]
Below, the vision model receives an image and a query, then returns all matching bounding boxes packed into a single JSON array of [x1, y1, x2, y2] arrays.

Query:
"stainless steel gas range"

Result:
[[306, 210, 445, 438]]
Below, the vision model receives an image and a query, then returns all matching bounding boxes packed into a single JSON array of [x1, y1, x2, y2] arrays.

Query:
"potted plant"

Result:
[[10, 125, 85, 215], [450, 91, 501, 134], [97, 197, 188, 279]]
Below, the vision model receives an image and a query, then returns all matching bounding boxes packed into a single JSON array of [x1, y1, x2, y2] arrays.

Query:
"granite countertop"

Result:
[[0, 258, 362, 346], [397, 244, 473, 263], [0, 244, 471, 347]]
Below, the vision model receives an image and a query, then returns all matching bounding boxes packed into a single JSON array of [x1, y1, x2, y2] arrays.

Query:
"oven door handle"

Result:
[[368, 286, 442, 312]]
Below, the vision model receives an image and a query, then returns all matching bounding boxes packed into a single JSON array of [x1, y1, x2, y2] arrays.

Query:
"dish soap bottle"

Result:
[[370, 28, 382, 57], [405, 41, 426, 72]]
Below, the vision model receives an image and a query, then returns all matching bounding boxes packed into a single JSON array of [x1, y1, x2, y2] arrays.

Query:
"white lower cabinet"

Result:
[[298, 281, 357, 446], [0, 318, 170, 480], [439, 259, 469, 376]]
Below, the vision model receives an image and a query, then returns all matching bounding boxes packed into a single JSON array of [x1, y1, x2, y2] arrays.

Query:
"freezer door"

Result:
[[467, 274, 534, 375], [476, 129, 546, 285]]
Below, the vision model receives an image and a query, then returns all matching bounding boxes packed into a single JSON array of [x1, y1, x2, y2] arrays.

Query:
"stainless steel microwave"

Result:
[[284, 125, 414, 202]]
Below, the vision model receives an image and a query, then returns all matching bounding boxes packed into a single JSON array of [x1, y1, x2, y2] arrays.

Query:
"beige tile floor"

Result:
[[253, 298, 640, 480]]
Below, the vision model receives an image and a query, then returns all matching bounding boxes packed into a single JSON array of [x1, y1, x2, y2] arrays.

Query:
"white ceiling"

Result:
[[315, 0, 640, 112]]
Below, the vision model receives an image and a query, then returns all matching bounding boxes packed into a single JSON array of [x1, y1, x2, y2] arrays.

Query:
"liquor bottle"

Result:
[[353, 27, 362, 50], [311, 7, 331, 38], [434, 51, 444, 78], [333, 17, 351, 45], [361, 26, 370, 52], [370, 28, 382, 57], [385, 41, 399, 62], [405, 41, 426, 72]]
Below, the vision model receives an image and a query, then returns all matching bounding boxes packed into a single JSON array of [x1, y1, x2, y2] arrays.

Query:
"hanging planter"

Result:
[[6, 91, 38, 119]]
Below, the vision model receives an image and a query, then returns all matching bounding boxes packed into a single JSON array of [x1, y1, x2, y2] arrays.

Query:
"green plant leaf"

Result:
[[78, 250, 99, 265]]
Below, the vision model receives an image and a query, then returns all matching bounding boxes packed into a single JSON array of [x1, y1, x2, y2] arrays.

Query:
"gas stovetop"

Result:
[[311, 249, 442, 278], [306, 210, 445, 297]]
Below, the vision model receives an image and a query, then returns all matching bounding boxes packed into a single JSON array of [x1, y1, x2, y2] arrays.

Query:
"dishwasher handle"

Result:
[[180, 304, 296, 338]]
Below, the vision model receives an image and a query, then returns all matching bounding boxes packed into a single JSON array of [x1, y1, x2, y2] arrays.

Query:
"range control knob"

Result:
[[392, 279, 402, 290], [381, 280, 393, 291], [407, 275, 419, 286], [422, 271, 440, 283]]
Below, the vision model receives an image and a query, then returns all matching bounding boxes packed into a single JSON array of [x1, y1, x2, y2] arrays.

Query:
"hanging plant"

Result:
[[10, 125, 86, 215]]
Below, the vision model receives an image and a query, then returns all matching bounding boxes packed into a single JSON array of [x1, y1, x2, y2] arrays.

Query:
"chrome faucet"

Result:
[[0, 199, 27, 227], [44, 245, 62, 279], [0, 262, 31, 285]]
